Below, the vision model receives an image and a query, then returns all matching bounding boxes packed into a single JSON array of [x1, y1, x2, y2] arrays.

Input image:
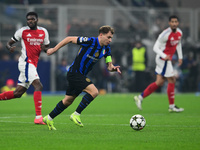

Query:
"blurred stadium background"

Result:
[[0, 0, 200, 94]]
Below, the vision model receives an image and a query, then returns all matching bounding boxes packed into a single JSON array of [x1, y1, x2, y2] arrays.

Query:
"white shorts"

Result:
[[155, 55, 174, 77], [18, 57, 40, 89]]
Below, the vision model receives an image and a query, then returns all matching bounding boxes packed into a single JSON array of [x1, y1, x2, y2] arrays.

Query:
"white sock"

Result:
[[35, 115, 42, 119], [138, 95, 143, 101], [48, 115, 53, 121], [74, 111, 80, 115], [169, 104, 175, 109]]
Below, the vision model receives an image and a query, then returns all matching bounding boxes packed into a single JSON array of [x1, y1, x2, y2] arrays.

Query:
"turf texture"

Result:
[[0, 93, 199, 150]]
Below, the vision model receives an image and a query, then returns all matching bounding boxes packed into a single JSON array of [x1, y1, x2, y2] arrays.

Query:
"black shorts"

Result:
[[65, 72, 92, 96]]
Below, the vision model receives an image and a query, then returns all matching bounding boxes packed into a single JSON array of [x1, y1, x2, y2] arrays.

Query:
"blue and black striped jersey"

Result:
[[68, 36, 111, 76]]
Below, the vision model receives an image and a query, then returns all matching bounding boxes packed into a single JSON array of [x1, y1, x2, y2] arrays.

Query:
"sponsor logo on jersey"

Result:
[[170, 40, 179, 46], [27, 38, 44, 45], [87, 54, 98, 62]]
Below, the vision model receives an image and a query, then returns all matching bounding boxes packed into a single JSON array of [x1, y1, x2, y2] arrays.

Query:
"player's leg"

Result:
[[143, 74, 164, 98], [0, 58, 30, 101], [167, 76, 175, 106], [26, 62, 45, 124], [134, 56, 166, 110], [76, 84, 98, 114], [167, 77, 184, 112], [0, 90, 15, 100], [70, 84, 98, 127], [31, 79, 46, 124], [43, 95, 76, 130], [134, 74, 165, 110], [0, 84, 27, 100]]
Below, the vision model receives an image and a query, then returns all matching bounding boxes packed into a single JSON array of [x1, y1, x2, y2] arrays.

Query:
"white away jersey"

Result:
[[12, 26, 50, 67]]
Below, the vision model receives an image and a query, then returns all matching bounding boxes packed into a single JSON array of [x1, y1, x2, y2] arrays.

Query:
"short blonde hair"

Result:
[[99, 25, 114, 34]]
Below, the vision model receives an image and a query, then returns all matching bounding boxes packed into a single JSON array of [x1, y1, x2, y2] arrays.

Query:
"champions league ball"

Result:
[[130, 114, 146, 130]]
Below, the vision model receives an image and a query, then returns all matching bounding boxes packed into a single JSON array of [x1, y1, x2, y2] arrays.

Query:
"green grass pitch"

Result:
[[0, 93, 199, 150]]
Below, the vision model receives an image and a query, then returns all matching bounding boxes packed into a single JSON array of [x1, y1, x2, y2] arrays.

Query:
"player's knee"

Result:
[[156, 80, 165, 87], [13, 91, 23, 98], [167, 77, 176, 84], [160, 82, 165, 87], [91, 89, 99, 98], [63, 98, 74, 106], [35, 84, 43, 91]]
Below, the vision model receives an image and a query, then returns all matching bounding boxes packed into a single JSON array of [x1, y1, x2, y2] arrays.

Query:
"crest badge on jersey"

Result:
[[39, 34, 43, 37], [86, 78, 91, 82], [95, 52, 99, 57]]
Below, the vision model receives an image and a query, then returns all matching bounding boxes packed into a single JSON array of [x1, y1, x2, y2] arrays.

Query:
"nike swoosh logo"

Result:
[[76, 118, 81, 124]]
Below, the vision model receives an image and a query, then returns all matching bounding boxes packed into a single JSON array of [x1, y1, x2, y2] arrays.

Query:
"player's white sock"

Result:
[[74, 111, 80, 115], [169, 104, 175, 109], [35, 115, 42, 119], [138, 95, 143, 101], [48, 115, 53, 121]]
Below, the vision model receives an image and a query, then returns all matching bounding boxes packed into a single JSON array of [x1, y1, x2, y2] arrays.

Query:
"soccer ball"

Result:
[[130, 114, 146, 130]]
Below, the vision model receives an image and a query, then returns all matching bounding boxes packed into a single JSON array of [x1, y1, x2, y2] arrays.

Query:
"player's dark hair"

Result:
[[26, 12, 38, 19], [99, 25, 114, 34], [169, 15, 179, 21]]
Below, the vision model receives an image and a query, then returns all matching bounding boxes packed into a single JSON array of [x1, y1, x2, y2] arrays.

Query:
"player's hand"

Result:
[[40, 44, 50, 53], [112, 65, 121, 74], [40, 44, 46, 52], [178, 59, 182, 66], [164, 55, 171, 61], [9, 46, 16, 53], [46, 48, 55, 56]]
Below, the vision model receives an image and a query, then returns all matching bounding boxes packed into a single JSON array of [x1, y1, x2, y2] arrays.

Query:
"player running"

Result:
[[43, 25, 121, 130], [134, 15, 184, 112], [0, 12, 50, 124]]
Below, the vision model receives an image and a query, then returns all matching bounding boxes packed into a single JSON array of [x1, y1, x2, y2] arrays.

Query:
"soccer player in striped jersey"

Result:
[[134, 15, 184, 112], [43, 25, 121, 130], [0, 12, 50, 124]]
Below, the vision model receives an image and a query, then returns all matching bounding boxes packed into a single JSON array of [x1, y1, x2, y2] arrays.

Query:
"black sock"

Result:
[[49, 100, 67, 119], [76, 93, 94, 114]]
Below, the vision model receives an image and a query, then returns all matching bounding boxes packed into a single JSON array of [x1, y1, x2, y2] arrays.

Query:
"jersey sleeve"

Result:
[[12, 28, 23, 42], [104, 46, 112, 63], [43, 28, 50, 45], [104, 46, 111, 57], [176, 40, 183, 59], [153, 34, 167, 59], [176, 28, 183, 59], [77, 36, 93, 46]]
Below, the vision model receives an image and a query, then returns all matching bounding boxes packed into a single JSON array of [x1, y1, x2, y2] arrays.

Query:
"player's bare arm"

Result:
[[106, 62, 121, 74], [47, 36, 78, 55], [6, 39, 16, 53]]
